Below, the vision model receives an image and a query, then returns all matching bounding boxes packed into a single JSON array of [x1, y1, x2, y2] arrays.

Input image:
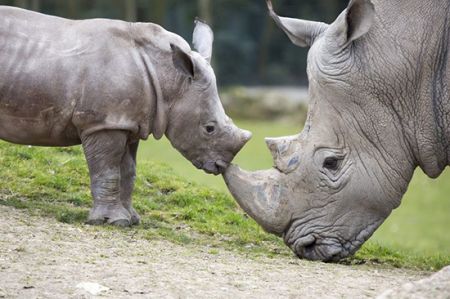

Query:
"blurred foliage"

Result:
[[0, 0, 348, 86], [221, 87, 308, 123]]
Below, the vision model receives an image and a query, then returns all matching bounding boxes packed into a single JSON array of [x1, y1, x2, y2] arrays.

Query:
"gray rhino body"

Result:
[[224, 0, 449, 261], [0, 6, 250, 226]]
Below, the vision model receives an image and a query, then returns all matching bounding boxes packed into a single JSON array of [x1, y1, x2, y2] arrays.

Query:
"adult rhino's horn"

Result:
[[265, 134, 300, 173], [223, 165, 292, 235], [266, 0, 329, 48]]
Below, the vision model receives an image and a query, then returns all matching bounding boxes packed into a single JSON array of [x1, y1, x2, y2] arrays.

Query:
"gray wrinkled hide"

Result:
[[0, 6, 251, 226], [224, 0, 449, 261]]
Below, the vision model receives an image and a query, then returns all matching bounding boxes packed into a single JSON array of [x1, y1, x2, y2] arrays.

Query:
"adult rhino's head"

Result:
[[224, 0, 418, 261], [159, 19, 251, 175]]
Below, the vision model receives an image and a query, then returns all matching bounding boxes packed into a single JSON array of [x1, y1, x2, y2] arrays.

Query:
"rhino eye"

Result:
[[205, 125, 215, 134], [323, 157, 339, 170]]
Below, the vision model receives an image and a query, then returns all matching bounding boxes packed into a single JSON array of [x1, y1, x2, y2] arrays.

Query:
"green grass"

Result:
[[350, 243, 450, 271], [371, 169, 450, 256], [0, 118, 449, 271]]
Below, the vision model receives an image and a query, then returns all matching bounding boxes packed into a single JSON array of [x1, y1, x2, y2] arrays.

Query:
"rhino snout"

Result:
[[191, 128, 251, 176], [202, 160, 229, 175]]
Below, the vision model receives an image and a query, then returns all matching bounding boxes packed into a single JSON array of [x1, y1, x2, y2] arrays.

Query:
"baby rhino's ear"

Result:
[[192, 18, 214, 63], [170, 43, 195, 78]]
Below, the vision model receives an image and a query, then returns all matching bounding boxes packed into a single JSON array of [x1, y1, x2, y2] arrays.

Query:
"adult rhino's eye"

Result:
[[205, 125, 215, 134], [323, 157, 339, 170]]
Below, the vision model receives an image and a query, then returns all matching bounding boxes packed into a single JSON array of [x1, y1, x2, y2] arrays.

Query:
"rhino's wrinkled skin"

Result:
[[0, 7, 251, 226], [224, 0, 450, 261]]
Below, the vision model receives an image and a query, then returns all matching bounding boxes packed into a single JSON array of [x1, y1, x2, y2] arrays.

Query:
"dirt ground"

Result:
[[0, 205, 430, 298]]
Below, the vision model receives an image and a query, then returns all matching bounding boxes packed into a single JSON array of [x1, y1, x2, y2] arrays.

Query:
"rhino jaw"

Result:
[[223, 165, 292, 235]]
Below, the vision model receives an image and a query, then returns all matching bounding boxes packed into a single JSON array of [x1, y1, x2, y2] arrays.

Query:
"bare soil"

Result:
[[0, 205, 429, 298]]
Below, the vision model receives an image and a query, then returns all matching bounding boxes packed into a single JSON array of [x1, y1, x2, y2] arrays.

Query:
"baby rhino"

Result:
[[0, 7, 251, 226]]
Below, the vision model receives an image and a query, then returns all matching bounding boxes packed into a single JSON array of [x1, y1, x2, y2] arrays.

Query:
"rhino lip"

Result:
[[201, 160, 229, 175], [292, 236, 343, 261], [284, 222, 344, 261], [215, 160, 229, 173]]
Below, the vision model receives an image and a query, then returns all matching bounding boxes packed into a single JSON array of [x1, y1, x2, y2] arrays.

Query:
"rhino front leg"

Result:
[[120, 141, 140, 225], [82, 130, 132, 227]]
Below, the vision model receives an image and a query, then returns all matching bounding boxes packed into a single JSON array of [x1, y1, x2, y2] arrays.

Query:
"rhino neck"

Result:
[[133, 23, 191, 140], [358, 1, 450, 179], [137, 49, 167, 140], [414, 75, 450, 178], [406, 15, 450, 178]]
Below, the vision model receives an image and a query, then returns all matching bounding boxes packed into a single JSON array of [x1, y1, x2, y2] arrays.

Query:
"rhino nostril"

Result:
[[293, 235, 316, 256]]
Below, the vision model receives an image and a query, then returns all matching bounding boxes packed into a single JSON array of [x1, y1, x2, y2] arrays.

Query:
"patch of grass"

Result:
[[347, 243, 450, 271]]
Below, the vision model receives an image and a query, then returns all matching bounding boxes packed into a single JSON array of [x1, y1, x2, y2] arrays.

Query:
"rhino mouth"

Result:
[[284, 219, 384, 261], [194, 159, 229, 175], [286, 233, 344, 261]]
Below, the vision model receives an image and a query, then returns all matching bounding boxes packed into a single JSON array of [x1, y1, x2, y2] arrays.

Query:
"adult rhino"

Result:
[[0, 7, 251, 227], [224, 0, 449, 261]]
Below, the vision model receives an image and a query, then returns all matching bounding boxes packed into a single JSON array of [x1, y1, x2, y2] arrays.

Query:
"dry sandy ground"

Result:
[[0, 205, 432, 298]]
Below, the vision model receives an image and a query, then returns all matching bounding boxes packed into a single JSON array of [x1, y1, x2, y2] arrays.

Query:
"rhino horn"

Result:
[[223, 165, 292, 235], [266, 0, 329, 48], [265, 135, 300, 173], [240, 129, 252, 145]]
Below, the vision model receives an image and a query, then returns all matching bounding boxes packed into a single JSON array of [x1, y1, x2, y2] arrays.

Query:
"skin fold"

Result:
[[224, 0, 449, 261], [0, 7, 251, 227]]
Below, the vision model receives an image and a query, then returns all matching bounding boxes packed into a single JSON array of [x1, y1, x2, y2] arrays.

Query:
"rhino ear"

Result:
[[170, 43, 195, 78], [193, 18, 214, 63], [329, 0, 375, 47], [266, 0, 328, 48]]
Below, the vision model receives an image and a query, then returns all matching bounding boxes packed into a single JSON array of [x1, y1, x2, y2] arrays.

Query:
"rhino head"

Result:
[[224, 0, 421, 261], [157, 20, 252, 175]]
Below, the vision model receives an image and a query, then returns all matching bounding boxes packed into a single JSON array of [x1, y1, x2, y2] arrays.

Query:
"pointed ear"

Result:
[[329, 0, 375, 47], [170, 43, 195, 78], [266, 0, 328, 48], [193, 18, 214, 63]]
